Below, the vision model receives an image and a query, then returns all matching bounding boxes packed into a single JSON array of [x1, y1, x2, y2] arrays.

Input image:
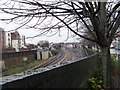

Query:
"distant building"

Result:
[[11, 31, 21, 51], [20, 35, 26, 47], [0, 27, 6, 48], [115, 37, 120, 49], [6, 31, 21, 51], [26, 43, 37, 50], [6, 32, 12, 48], [111, 33, 120, 49]]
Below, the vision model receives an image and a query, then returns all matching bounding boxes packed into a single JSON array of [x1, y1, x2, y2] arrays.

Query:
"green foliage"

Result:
[[88, 77, 103, 90], [112, 57, 120, 70], [111, 53, 120, 70], [111, 54, 117, 60], [87, 52, 103, 89], [1, 59, 46, 76], [82, 45, 95, 55], [51, 49, 58, 56]]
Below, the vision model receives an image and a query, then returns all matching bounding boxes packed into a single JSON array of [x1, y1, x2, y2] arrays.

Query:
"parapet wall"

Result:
[[2, 54, 98, 88]]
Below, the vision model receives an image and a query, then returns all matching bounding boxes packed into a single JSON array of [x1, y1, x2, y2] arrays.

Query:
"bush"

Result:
[[51, 50, 58, 56], [87, 52, 103, 89], [88, 77, 103, 90]]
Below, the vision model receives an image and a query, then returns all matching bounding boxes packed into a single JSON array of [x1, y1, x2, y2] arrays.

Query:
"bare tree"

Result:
[[81, 26, 96, 49], [0, 0, 120, 88], [37, 40, 49, 48]]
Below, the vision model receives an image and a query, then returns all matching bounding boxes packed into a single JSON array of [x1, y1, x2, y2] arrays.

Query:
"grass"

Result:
[[111, 54, 120, 69], [112, 59, 120, 69], [0, 50, 59, 77], [0, 59, 47, 77]]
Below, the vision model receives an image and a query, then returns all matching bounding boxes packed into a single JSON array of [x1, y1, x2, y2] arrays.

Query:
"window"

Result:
[[8, 38, 10, 41], [8, 33, 10, 36], [8, 43, 10, 47]]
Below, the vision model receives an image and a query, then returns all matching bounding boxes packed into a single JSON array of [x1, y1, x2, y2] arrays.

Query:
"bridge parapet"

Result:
[[1, 50, 98, 88]]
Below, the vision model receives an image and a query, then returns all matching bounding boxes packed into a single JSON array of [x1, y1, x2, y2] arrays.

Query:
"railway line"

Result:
[[57, 48, 75, 64], [34, 48, 85, 70], [34, 47, 74, 68], [38, 49, 64, 68], [0, 47, 86, 85]]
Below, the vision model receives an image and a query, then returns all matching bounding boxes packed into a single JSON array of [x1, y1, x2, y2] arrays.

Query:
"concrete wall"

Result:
[[0, 61, 5, 71], [2, 54, 98, 88], [42, 51, 49, 60], [37, 51, 49, 60]]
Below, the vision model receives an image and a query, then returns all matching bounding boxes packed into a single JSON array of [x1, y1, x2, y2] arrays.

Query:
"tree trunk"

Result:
[[100, 47, 113, 88]]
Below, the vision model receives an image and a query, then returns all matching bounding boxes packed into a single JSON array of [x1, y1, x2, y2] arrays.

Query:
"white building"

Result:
[[12, 40, 20, 52], [20, 35, 26, 47], [6, 31, 21, 51], [111, 36, 120, 49], [5, 32, 12, 48], [115, 37, 120, 49]]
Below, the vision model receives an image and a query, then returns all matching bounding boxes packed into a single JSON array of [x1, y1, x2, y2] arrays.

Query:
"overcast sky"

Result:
[[0, 18, 79, 45], [0, 0, 81, 44], [0, 0, 117, 45]]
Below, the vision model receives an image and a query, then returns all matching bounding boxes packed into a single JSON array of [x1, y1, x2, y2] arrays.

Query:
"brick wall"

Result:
[[2, 50, 37, 69]]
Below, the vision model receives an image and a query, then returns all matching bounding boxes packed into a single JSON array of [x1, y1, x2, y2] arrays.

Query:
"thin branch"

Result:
[[71, 2, 97, 42], [109, 12, 120, 39], [39, 3, 97, 43], [107, 2, 120, 21]]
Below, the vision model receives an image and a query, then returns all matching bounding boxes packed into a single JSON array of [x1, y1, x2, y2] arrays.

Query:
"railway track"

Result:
[[57, 48, 74, 64], [33, 48, 65, 69], [0, 47, 87, 85], [33, 47, 75, 69]]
